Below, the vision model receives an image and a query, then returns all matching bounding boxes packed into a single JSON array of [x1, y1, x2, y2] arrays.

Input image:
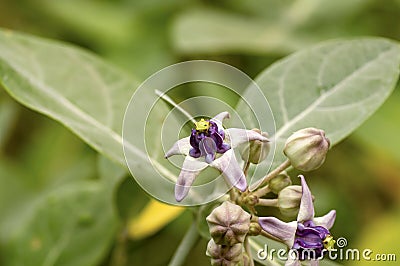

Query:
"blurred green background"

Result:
[[1, 0, 400, 265]]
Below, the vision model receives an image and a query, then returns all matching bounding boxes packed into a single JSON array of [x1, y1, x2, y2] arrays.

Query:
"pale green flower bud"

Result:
[[284, 127, 330, 171], [243, 194, 259, 207], [248, 222, 262, 236], [206, 201, 251, 246], [240, 129, 270, 164], [206, 239, 243, 266], [268, 171, 292, 194], [277, 185, 302, 217]]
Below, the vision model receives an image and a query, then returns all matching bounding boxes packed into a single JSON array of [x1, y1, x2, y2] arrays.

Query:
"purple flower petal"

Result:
[[313, 210, 336, 230], [209, 131, 224, 150], [175, 156, 208, 202], [297, 175, 315, 222], [217, 143, 230, 154], [225, 128, 269, 148], [210, 149, 247, 191], [189, 148, 201, 158], [165, 137, 191, 158], [199, 137, 217, 163], [258, 217, 297, 247]]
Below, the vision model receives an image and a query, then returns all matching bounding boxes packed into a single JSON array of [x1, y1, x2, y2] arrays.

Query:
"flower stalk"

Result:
[[252, 159, 291, 191]]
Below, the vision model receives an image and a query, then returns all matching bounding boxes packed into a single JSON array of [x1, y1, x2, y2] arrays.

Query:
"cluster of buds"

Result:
[[206, 201, 251, 266]]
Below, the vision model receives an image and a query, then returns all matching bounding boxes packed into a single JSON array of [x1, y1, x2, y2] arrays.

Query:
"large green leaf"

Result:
[[0, 29, 177, 183], [0, 117, 119, 266], [2, 181, 117, 266], [171, 8, 304, 55], [353, 87, 400, 162], [0, 29, 134, 166], [171, 1, 370, 55], [236, 39, 400, 187]]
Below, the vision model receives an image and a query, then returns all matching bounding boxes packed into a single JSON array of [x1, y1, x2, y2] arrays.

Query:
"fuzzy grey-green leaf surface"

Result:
[[236, 39, 400, 187]]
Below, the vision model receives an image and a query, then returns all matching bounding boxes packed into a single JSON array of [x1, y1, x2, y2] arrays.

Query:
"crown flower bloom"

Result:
[[165, 112, 269, 202], [258, 175, 336, 265]]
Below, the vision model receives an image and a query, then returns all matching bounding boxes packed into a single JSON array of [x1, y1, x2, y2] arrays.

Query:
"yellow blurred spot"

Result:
[[30, 237, 42, 251], [127, 199, 184, 240]]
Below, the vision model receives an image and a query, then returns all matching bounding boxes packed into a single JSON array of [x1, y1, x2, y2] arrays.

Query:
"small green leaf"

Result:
[[236, 38, 400, 186]]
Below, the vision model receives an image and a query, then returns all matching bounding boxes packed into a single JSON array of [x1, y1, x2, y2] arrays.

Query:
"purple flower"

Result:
[[258, 175, 336, 265], [165, 112, 269, 202]]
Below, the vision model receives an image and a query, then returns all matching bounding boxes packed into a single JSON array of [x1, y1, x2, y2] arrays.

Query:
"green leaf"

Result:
[[0, 153, 125, 266], [2, 181, 118, 266], [0, 29, 135, 166], [353, 87, 400, 162], [171, 8, 304, 55], [171, 2, 373, 56], [236, 38, 400, 187], [0, 29, 177, 183], [35, 0, 132, 46]]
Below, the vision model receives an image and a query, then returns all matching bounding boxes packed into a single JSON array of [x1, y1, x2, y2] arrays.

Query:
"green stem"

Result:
[[257, 198, 278, 207], [110, 226, 128, 266], [168, 222, 199, 266], [253, 159, 291, 190], [252, 185, 271, 198]]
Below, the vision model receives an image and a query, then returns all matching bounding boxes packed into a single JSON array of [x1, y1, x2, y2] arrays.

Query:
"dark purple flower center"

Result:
[[189, 119, 230, 163], [292, 220, 333, 260]]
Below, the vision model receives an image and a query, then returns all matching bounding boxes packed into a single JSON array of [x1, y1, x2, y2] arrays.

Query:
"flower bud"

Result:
[[206, 201, 251, 246], [283, 128, 330, 171], [277, 185, 302, 217], [240, 129, 270, 164], [268, 171, 292, 194], [244, 194, 259, 207], [206, 239, 243, 266], [248, 222, 262, 236]]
